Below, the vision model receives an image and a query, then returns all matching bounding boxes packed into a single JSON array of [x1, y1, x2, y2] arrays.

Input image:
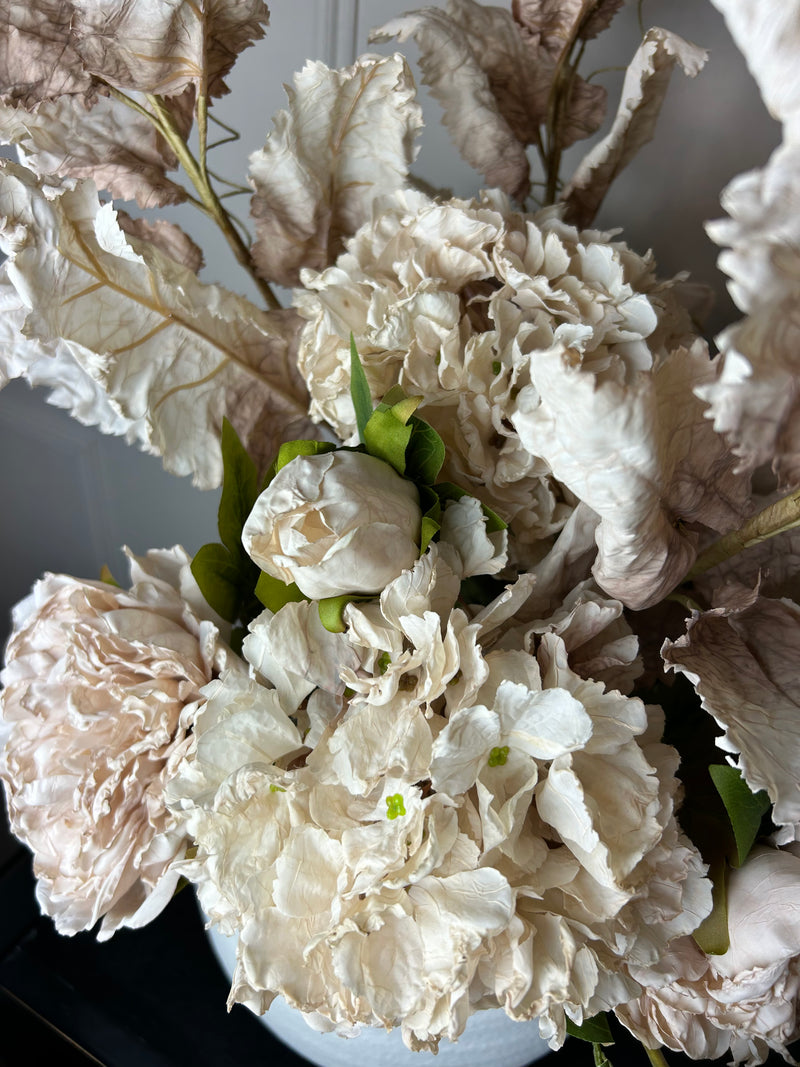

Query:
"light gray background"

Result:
[[0, 0, 780, 644]]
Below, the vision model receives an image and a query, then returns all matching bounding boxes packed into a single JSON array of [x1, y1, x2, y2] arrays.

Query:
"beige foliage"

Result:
[[0, 162, 312, 488], [561, 27, 707, 228], [249, 54, 422, 287]]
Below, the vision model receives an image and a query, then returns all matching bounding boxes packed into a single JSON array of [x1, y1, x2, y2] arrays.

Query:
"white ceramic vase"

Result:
[[206, 921, 553, 1067]]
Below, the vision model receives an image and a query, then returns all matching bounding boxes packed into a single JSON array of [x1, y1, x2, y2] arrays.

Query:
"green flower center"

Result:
[[386, 793, 406, 820], [488, 745, 510, 767]]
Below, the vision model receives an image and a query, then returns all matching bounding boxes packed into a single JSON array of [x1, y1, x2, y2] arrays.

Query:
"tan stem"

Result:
[[687, 487, 800, 579], [129, 91, 280, 311]]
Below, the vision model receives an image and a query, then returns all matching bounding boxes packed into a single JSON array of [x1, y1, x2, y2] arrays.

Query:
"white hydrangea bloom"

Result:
[[293, 188, 696, 568], [168, 550, 709, 1050]]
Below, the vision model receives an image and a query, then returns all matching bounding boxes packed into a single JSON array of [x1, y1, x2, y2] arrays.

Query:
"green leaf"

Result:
[[255, 571, 306, 613], [191, 543, 242, 622], [274, 438, 336, 474], [420, 514, 441, 553], [566, 1014, 613, 1044], [363, 407, 413, 475], [593, 1044, 614, 1067], [405, 415, 445, 485], [709, 764, 771, 867], [218, 418, 259, 560], [693, 856, 730, 954], [381, 384, 409, 407], [99, 564, 120, 588], [350, 335, 374, 442], [318, 594, 373, 633]]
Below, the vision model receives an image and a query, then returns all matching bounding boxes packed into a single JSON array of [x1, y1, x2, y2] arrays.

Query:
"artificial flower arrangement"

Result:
[[0, 1, 799, 1065]]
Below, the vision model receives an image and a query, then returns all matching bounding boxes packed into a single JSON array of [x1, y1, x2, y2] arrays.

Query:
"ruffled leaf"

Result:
[[0, 162, 314, 488], [0, 94, 191, 208], [371, 1, 534, 200], [249, 54, 422, 287], [72, 0, 270, 99], [663, 595, 800, 843], [562, 27, 707, 228]]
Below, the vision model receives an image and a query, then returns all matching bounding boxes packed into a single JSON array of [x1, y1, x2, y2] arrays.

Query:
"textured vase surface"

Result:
[[206, 920, 553, 1067]]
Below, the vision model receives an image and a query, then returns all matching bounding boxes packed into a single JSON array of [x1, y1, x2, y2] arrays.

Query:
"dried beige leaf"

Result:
[[561, 27, 707, 228], [249, 55, 422, 288], [663, 596, 800, 842], [0, 263, 148, 440], [0, 0, 267, 115], [372, 2, 533, 200], [512, 0, 620, 54], [0, 161, 313, 488], [0, 94, 189, 208], [72, 0, 270, 98], [117, 214, 204, 273], [0, 0, 92, 108]]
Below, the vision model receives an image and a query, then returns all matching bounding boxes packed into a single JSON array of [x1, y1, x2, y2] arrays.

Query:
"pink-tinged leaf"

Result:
[[663, 595, 800, 843], [371, 2, 533, 200], [0, 161, 315, 488], [512, 0, 623, 53], [580, 0, 625, 40], [0, 93, 190, 209], [249, 55, 422, 288], [72, 0, 270, 98], [0, 0, 93, 107], [561, 27, 707, 228], [117, 214, 204, 274]]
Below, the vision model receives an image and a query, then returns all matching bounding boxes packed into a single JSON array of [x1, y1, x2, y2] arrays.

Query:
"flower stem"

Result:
[[106, 85, 279, 310], [144, 94, 280, 310], [644, 1047, 669, 1067], [687, 487, 800, 579]]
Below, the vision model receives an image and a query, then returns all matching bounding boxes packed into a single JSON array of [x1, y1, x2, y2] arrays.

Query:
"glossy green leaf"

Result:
[[381, 384, 409, 408], [350, 335, 374, 443], [709, 764, 771, 867], [274, 438, 336, 474], [566, 1013, 613, 1044], [693, 856, 730, 955], [255, 571, 306, 613], [363, 407, 413, 474], [218, 417, 259, 560], [420, 514, 441, 553], [191, 543, 241, 622], [318, 593, 373, 633], [405, 415, 445, 485]]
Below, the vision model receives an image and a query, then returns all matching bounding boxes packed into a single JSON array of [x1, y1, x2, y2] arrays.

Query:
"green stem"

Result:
[[687, 487, 800, 579], [644, 1047, 669, 1067]]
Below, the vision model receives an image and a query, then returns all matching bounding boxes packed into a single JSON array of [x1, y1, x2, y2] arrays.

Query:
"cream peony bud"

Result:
[[242, 451, 422, 599]]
